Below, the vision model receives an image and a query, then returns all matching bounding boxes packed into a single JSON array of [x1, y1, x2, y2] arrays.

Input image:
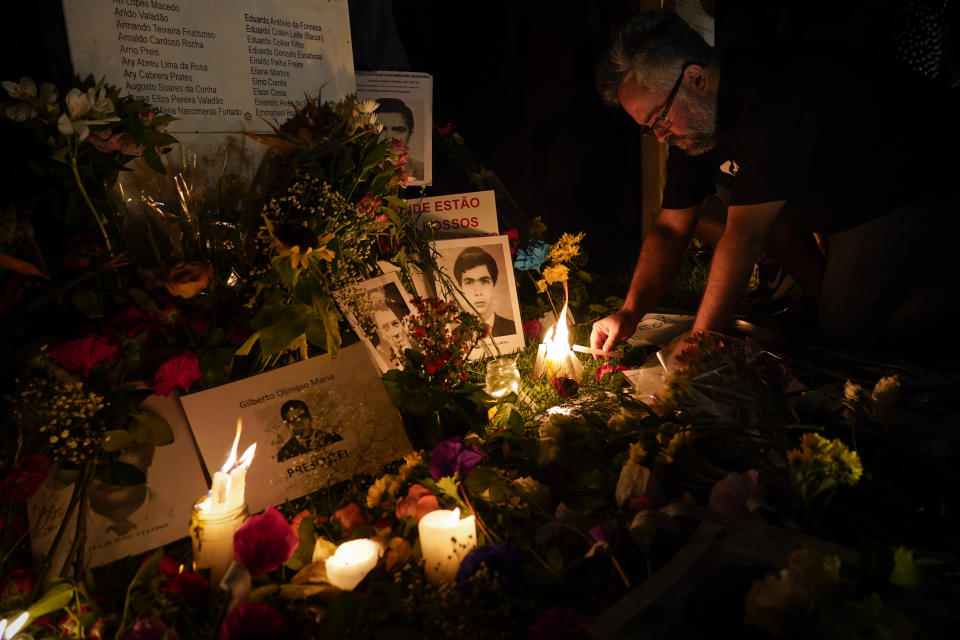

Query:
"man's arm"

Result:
[[590, 206, 699, 352], [692, 200, 785, 332]]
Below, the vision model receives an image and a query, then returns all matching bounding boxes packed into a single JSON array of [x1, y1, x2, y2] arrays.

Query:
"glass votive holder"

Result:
[[485, 357, 521, 398]]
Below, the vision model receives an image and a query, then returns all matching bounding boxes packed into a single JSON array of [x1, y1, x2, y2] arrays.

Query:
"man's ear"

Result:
[[683, 64, 712, 95]]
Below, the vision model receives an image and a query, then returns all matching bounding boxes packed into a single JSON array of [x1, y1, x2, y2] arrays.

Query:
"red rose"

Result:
[[626, 496, 654, 516], [153, 352, 202, 396], [49, 336, 120, 378], [218, 602, 287, 640], [111, 307, 164, 338], [233, 506, 299, 575], [157, 555, 180, 577], [0, 454, 51, 504], [333, 502, 366, 531], [163, 261, 214, 299], [595, 364, 630, 385], [552, 376, 579, 399], [395, 484, 440, 522], [504, 228, 519, 255], [523, 319, 543, 339], [438, 121, 456, 136], [163, 571, 210, 606]]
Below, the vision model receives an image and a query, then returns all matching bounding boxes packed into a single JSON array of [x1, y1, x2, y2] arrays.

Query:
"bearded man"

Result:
[[590, 9, 960, 356]]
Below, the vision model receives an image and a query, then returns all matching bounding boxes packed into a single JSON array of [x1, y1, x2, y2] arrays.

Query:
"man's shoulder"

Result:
[[491, 313, 515, 337]]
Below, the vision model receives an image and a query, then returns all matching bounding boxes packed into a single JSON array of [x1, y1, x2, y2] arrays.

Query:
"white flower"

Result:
[[843, 380, 865, 403], [615, 459, 662, 507], [513, 476, 550, 505], [57, 87, 119, 140], [356, 99, 379, 114], [2, 76, 57, 121], [870, 375, 900, 408]]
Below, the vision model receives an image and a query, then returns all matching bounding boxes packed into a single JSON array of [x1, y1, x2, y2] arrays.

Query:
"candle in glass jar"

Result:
[[325, 539, 382, 590], [417, 508, 476, 584]]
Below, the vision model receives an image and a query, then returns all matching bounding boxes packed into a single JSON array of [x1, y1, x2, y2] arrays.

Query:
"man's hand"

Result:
[[590, 309, 642, 358]]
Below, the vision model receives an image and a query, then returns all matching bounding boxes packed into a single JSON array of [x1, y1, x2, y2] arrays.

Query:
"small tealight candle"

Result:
[[417, 508, 476, 584], [325, 539, 383, 590]]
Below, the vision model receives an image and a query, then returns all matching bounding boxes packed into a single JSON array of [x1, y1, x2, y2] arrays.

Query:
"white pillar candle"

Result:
[[189, 498, 247, 588], [325, 539, 382, 590], [417, 509, 477, 584]]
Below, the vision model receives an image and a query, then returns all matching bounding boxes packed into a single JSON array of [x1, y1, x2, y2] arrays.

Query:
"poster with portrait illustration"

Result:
[[180, 344, 411, 512], [27, 391, 208, 569], [433, 235, 525, 360], [339, 272, 419, 373], [356, 71, 432, 186]]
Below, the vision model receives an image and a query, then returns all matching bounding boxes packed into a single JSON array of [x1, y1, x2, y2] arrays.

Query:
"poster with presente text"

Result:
[[61, 0, 355, 133], [356, 71, 432, 186], [405, 190, 499, 239], [28, 391, 208, 569], [180, 344, 411, 512]]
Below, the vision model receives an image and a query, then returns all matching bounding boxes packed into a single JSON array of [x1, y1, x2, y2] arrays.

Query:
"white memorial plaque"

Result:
[[405, 190, 499, 239], [180, 344, 412, 512], [61, 0, 356, 133]]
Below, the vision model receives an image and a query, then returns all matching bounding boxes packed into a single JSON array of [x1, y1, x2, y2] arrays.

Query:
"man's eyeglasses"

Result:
[[636, 63, 691, 138]]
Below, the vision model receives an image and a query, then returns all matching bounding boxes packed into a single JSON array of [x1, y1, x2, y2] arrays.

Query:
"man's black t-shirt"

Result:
[[660, 43, 959, 232]]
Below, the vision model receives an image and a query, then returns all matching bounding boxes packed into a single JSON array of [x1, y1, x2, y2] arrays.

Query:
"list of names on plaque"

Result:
[[62, 0, 355, 133]]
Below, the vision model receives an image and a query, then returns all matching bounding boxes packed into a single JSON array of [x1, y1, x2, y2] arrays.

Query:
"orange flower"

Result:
[[163, 261, 213, 298]]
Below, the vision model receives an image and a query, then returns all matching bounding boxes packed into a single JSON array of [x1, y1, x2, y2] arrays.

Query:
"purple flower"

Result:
[[429, 437, 483, 481], [588, 521, 617, 545], [456, 544, 521, 593]]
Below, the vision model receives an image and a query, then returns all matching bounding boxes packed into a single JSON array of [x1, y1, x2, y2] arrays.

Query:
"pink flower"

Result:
[[233, 506, 299, 575], [395, 484, 440, 522], [49, 335, 120, 378], [356, 191, 383, 218], [121, 618, 177, 640], [163, 571, 210, 606], [523, 318, 543, 339], [0, 454, 51, 504], [152, 352, 202, 396], [595, 364, 630, 384], [218, 602, 287, 640], [86, 129, 125, 153], [504, 228, 519, 255], [709, 470, 764, 519], [333, 502, 366, 531]]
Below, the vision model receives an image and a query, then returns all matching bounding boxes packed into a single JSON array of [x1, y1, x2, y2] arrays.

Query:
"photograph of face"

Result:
[[433, 235, 525, 359], [276, 398, 343, 463], [374, 97, 424, 181], [341, 272, 419, 373]]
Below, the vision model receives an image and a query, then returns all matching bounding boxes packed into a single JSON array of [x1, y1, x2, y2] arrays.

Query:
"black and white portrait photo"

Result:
[[434, 235, 525, 359], [275, 398, 344, 463], [341, 271, 419, 373]]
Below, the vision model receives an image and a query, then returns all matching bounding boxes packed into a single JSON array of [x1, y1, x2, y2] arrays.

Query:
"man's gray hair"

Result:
[[597, 9, 716, 105]]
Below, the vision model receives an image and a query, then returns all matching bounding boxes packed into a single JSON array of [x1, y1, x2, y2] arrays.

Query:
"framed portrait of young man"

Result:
[[433, 235, 525, 359], [340, 272, 419, 373]]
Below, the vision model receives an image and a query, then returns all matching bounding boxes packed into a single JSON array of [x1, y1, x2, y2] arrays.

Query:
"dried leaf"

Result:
[[280, 583, 339, 601], [384, 537, 412, 573], [290, 560, 329, 585], [0, 252, 48, 278]]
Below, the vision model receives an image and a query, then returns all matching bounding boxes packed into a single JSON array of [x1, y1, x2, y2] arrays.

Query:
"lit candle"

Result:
[[533, 303, 583, 382], [417, 508, 476, 584], [190, 419, 256, 587], [325, 539, 383, 590]]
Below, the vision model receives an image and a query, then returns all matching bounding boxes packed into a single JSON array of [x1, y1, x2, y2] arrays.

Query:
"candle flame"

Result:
[[543, 302, 573, 360], [447, 508, 461, 525], [219, 419, 243, 473], [237, 443, 256, 470]]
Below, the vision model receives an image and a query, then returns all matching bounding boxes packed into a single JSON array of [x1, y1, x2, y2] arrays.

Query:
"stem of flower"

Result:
[[31, 466, 85, 596], [459, 483, 499, 544], [60, 459, 92, 578], [69, 146, 114, 256]]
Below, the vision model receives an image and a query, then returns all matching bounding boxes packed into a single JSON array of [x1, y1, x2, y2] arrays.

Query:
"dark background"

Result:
[[4, 1, 958, 269]]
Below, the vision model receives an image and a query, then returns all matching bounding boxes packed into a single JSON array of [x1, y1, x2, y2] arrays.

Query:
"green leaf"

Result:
[[27, 581, 75, 618], [96, 461, 147, 486], [128, 288, 160, 313], [251, 302, 308, 356], [128, 549, 163, 593], [285, 516, 318, 571], [72, 289, 104, 318], [102, 429, 135, 452], [588, 304, 610, 315], [464, 467, 509, 503], [142, 147, 166, 174], [234, 331, 261, 357], [128, 409, 174, 446]]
